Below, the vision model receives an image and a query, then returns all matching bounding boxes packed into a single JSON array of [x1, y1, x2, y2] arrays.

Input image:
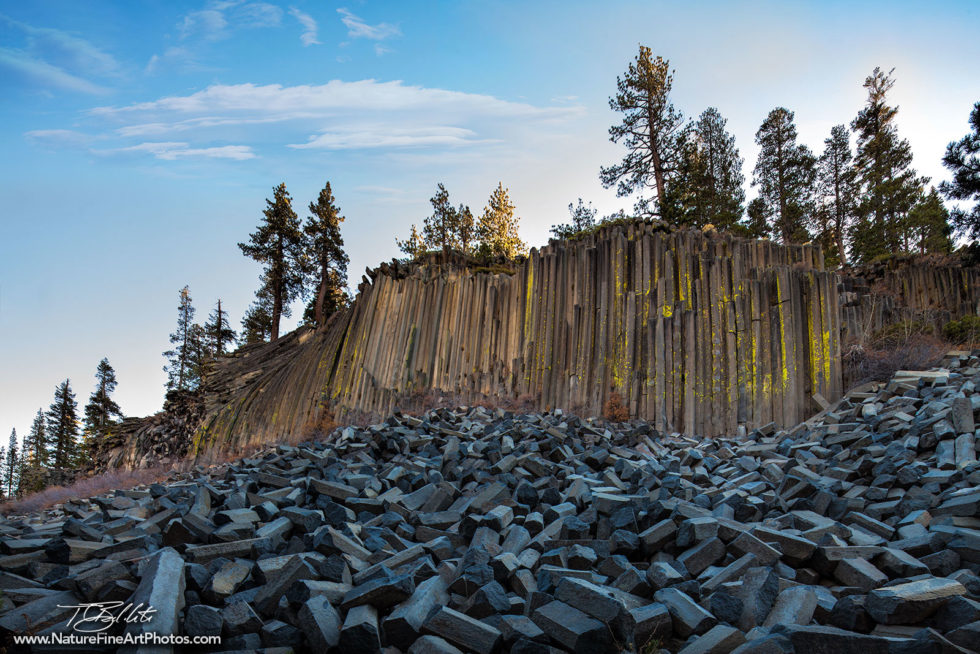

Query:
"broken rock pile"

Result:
[[2, 352, 980, 653]]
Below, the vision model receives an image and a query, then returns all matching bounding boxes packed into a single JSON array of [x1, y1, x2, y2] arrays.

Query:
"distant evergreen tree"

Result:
[[752, 107, 817, 244], [396, 224, 427, 259], [730, 197, 771, 239], [667, 108, 745, 229], [457, 204, 477, 255], [240, 281, 275, 345], [817, 125, 857, 267], [422, 183, 462, 259], [163, 286, 203, 391], [907, 189, 953, 254], [551, 199, 598, 239], [0, 445, 6, 500], [23, 408, 50, 468], [940, 101, 980, 239], [303, 181, 350, 327], [189, 322, 210, 385], [3, 429, 15, 498], [204, 299, 236, 356], [84, 358, 122, 440], [81, 358, 121, 466], [849, 67, 927, 262], [47, 379, 79, 469], [601, 45, 685, 218], [239, 183, 306, 342], [478, 183, 526, 259]]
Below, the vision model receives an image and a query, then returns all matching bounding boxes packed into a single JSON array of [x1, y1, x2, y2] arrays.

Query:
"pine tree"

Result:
[[163, 286, 203, 392], [239, 183, 306, 342], [47, 379, 79, 469], [730, 198, 771, 239], [422, 183, 462, 259], [478, 183, 526, 259], [23, 408, 49, 468], [240, 281, 275, 345], [551, 199, 598, 239], [667, 108, 745, 230], [84, 358, 122, 439], [850, 67, 927, 262], [940, 101, 980, 239], [752, 107, 817, 244], [204, 300, 237, 356], [600, 45, 685, 218], [457, 204, 476, 256], [396, 224, 427, 259], [5, 430, 17, 497], [303, 182, 350, 327], [907, 189, 953, 254], [817, 124, 857, 267]]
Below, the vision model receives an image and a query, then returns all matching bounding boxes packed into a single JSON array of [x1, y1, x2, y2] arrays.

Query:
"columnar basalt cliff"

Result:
[[184, 224, 842, 459], [840, 257, 980, 344], [95, 226, 980, 470]]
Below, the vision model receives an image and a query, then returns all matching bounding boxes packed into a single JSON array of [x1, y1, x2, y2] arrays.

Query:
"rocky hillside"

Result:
[[2, 352, 978, 652]]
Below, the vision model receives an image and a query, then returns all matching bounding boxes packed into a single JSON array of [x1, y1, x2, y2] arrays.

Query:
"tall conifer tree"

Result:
[[163, 286, 203, 392], [303, 182, 350, 326], [47, 380, 79, 469], [600, 45, 685, 218], [204, 300, 236, 356], [668, 107, 745, 229], [907, 189, 953, 254], [752, 107, 817, 244], [84, 358, 122, 441], [940, 102, 980, 239], [239, 183, 306, 341], [849, 67, 926, 262], [478, 183, 526, 259], [23, 409, 49, 468], [3, 430, 16, 498], [817, 124, 857, 267]]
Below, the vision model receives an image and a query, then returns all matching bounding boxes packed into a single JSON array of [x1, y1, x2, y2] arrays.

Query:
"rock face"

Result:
[[5, 353, 979, 652], [192, 224, 844, 457], [97, 228, 980, 469]]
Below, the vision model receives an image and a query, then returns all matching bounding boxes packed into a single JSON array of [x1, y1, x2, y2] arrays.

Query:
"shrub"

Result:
[[943, 315, 980, 346], [870, 320, 935, 347], [603, 392, 629, 422], [843, 334, 948, 388]]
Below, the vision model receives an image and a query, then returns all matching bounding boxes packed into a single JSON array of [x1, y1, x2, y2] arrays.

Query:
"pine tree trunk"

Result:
[[272, 286, 282, 342], [315, 265, 328, 327]]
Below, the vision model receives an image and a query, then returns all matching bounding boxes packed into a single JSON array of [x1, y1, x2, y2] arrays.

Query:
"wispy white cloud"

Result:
[[0, 14, 119, 93], [289, 7, 319, 46], [178, 8, 228, 40], [24, 129, 98, 148], [91, 80, 582, 122], [290, 126, 487, 150], [148, 1, 283, 73], [177, 1, 282, 41], [374, 44, 392, 57], [337, 8, 399, 41], [98, 141, 256, 160], [30, 79, 582, 161], [0, 47, 108, 94]]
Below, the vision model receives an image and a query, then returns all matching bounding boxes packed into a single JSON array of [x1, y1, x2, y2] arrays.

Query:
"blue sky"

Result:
[[1, 0, 978, 442]]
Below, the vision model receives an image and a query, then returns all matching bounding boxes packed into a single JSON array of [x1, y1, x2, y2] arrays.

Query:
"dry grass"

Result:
[[300, 406, 339, 442], [0, 465, 177, 516]]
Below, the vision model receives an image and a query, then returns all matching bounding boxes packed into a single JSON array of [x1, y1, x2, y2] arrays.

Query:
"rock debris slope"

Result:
[[2, 352, 980, 653]]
